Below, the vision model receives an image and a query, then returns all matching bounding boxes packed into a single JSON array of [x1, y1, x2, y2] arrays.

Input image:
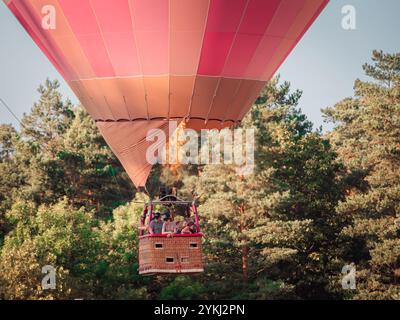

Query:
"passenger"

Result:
[[148, 212, 163, 235], [162, 213, 177, 236], [175, 218, 185, 234], [184, 208, 195, 225], [181, 221, 197, 234]]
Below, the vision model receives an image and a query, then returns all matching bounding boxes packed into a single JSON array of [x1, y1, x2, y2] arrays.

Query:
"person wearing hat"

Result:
[[149, 212, 163, 235], [162, 212, 177, 236]]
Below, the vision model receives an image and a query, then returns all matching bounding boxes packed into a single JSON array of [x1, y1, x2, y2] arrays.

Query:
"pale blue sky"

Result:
[[0, 0, 399, 130]]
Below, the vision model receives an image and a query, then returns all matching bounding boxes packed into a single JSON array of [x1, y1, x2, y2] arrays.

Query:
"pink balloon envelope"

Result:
[[4, 0, 329, 187]]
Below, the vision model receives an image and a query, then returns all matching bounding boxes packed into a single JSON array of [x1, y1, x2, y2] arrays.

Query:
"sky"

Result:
[[0, 0, 399, 131]]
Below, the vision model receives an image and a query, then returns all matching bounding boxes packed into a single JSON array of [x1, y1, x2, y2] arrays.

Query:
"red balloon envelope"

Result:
[[4, 0, 329, 187]]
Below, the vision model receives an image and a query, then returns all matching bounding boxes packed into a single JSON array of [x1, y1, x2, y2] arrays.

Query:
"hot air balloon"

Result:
[[138, 196, 204, 275], [5, 0, 328, 275], [4, 0, 329, 188]]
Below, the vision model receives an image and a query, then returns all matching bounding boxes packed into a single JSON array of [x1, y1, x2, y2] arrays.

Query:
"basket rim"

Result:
[[139, 233, 203, 239]]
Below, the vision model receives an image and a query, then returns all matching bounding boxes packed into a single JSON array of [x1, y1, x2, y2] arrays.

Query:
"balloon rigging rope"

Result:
[[0, 97, 24, 128]]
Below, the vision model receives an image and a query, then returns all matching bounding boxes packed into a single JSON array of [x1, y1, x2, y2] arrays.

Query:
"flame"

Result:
[[164, 120, 187, 176]]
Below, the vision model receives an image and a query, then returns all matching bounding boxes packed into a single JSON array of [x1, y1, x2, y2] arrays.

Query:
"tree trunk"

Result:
[[241, 240, 249, 286], [239, 204, 248, 286]]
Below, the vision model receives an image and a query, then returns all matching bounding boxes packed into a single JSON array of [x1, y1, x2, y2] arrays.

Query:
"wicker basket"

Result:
[[138, 234, 204, 275]]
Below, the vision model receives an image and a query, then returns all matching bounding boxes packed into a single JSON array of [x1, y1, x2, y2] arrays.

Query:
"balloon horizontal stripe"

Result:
[[68, 76, 265, 122], [6, 0, 328, 81]]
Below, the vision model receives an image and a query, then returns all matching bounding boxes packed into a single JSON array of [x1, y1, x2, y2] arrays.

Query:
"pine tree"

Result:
[[0, 124, 19, 239], [52, 107, 134, 214], [323, 51, 400, 299], [5, 79, 134, 213], [181, 79, 351, 299], [248, 80, 351, 299]]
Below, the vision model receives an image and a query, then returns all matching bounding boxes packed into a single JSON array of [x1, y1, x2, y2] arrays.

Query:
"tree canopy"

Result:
[[0, 51, 399, 300]]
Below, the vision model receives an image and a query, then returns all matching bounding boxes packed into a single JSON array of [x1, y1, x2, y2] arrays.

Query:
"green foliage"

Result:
[[180, 78, 352, 299], [159, 276, 205, 300], [1, 51, 399, 299], [0, 197, 149, 299], [1, 199, 98, 299], [323, 50, 400, 299], [0, 124, 20, 239], [2, 80, 134, 213]]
